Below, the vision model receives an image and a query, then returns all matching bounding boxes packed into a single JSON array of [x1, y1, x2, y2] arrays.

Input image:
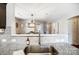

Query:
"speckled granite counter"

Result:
[[13, 43, 79, 55]]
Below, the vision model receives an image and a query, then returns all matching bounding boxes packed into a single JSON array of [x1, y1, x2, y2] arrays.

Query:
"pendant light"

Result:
[[28, 13, 35, 28]]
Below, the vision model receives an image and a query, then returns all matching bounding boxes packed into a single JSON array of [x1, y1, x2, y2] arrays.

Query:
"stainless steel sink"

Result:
[[24, 45, 58, 55]]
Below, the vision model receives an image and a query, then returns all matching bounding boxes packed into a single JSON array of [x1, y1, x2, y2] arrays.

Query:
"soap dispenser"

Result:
[[26, 37, 30, 45]]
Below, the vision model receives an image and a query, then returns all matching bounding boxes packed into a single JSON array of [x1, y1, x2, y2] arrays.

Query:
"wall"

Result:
[[6, 3, 14, 27], [68, 19, 72, 44], [58, 19, 68, 34]]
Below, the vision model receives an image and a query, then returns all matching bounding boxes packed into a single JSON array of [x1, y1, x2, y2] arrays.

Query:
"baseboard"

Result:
[[72, 44, 79, 48]]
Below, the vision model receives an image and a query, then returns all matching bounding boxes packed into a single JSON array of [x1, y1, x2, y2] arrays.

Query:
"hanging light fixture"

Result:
[[28, 13, 35, 28]]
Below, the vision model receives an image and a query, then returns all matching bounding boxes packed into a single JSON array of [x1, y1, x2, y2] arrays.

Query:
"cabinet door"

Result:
[[0, 3, 6, 29]]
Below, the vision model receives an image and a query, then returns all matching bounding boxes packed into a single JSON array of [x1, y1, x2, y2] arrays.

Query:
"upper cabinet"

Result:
[[0, 3, 6, 29]]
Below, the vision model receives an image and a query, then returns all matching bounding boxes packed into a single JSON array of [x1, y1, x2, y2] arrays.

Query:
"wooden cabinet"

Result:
[[72, 16, 79, 45], [0, 3, 6, 29]]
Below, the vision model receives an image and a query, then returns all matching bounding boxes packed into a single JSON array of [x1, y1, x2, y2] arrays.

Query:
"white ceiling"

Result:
[[15, 3, 79, 21]]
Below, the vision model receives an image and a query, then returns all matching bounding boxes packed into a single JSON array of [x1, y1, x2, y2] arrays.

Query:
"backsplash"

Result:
[[0, 26, 41, 55], [0, 27, 27, 55]]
